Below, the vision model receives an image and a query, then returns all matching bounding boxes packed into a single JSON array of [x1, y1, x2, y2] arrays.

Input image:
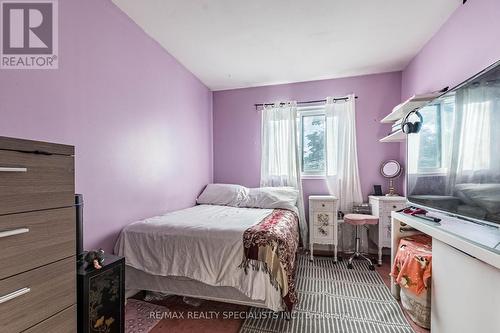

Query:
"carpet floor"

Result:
[[130, 254, 428, 333], [239, 254, 414, 333], [125, 299, 168, 333]]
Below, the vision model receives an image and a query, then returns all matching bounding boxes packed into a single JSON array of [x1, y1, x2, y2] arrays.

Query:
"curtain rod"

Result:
[[254, 96, 358, 109]]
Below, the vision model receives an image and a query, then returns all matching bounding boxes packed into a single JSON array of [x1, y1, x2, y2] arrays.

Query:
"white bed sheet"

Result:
[[114, 204, 284, 311]]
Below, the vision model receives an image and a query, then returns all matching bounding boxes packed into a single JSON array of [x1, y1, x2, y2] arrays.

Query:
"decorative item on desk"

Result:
[[380, 160, 403, 196], [84, 249, 105, 270], [373, 185, 383, 196]]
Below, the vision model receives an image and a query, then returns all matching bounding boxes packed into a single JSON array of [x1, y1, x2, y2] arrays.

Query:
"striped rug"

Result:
[[239, 254, 414, 333]]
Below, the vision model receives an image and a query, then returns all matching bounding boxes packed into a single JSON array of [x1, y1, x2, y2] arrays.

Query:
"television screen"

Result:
[[407, 61, 500, 226]]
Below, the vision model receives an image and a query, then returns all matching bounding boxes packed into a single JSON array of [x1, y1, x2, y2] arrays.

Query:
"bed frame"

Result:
[[125, 265, 285, 311]]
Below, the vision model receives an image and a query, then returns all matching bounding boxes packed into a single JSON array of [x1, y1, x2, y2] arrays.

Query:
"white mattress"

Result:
[[114, 204, 284, 311]]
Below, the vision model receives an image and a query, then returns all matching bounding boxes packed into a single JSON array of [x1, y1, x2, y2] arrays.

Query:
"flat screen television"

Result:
[[407, 61, 500, 227]]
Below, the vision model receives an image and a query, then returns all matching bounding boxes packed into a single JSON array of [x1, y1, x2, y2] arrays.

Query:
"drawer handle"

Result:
[[0, 228, 30, 239], [0, 287, 31, 304], [0, 167, 27, 173], [321, 203, 325, 207]]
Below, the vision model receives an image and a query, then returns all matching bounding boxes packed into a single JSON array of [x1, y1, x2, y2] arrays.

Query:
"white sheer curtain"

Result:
[[260, 102, 308, 247], [325, 94, 363, 212], [446, 81, 500, 192]]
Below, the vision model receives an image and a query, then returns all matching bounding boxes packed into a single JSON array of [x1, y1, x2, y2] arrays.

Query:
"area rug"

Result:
[[125, 299, 168, 333], [240, 254, 415, 333]]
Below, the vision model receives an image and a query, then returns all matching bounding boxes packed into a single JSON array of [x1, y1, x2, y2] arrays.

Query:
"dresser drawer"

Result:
[[0, 257, 76, 333], [24, 305, 76, 333], [313, 211, 334, 226], [0, 150, 74, 215], [311, 200, 335, 212], [0, 207, 75, 279], [312, 225, 334, 244]]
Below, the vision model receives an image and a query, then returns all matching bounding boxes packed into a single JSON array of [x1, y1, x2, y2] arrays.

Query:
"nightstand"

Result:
[[77, 252, 125, 333], [309, 195, 338, 262]]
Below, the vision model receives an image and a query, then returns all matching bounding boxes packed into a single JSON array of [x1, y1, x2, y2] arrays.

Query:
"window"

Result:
[[409, 97, 455, 174], [298, 108, 326, 175], [417, 104, 442, 170]]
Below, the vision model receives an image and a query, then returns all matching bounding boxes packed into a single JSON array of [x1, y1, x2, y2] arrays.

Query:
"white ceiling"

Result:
[[112, 0, 461, 91]]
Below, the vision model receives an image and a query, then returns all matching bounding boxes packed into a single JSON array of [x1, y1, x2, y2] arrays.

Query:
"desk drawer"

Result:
[[0, 257, 76, 333], [311, 200, 335, 212], [24, 305, 76, 333], [380, 204, 406, 215], [0, 150, 74, 215], [313, 211, 334, 226], [0, 207, 75, 279]]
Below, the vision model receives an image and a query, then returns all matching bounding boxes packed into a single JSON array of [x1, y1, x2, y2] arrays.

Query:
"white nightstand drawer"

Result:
[[313, 211, 334, 226], [312, 225, 334, 243], [312, 200, 335, 212]]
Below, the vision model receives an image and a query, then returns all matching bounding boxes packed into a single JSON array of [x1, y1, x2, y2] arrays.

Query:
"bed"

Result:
[[114, 185, 301, 312]]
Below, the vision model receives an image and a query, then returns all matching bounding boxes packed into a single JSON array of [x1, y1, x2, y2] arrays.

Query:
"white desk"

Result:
[[391, 212, 500, 333]]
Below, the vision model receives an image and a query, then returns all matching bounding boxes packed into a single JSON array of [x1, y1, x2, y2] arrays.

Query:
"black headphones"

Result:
[[401, 110, 423, 134]]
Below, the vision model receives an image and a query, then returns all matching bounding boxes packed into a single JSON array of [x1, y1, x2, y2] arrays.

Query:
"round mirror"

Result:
[[380, 160, 402, 179]]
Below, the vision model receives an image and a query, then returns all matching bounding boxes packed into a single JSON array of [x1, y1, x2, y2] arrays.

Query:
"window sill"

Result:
[[301, 175, 326, 180]]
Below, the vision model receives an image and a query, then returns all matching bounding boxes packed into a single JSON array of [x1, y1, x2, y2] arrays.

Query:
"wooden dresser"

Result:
[[0, 136, 76, 333]]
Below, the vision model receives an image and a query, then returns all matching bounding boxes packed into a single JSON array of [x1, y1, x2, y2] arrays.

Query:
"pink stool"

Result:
[[344, 214, 378, 270]]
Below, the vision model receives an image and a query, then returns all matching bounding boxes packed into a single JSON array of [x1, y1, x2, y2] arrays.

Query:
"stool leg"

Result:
[[347, 225, 360, 269], [339, 223, 344, 261], [355, 225, 361, 258], [347, 225, 375, 271]]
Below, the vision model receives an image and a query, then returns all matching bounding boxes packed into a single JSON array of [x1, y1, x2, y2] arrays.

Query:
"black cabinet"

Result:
[[77, 252, 125, 333]]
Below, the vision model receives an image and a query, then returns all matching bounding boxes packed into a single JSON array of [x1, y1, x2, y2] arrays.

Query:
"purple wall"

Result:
[[213, 72, 403, 215], [402, 0, 500, 99], [0, 0, 213, 252], [400, 0, 500, 182]]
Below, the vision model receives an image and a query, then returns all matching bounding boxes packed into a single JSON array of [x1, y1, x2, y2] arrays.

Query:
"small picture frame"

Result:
[[373, 185, 383, 196]]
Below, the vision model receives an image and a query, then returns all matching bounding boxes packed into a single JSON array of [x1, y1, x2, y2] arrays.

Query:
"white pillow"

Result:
[[196, 184, 249, 207], [244, 187, 299, 212]]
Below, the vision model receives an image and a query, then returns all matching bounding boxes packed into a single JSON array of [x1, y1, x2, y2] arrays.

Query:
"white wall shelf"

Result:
[[379, 130, 405, 143], [381, 92, 441, 123]]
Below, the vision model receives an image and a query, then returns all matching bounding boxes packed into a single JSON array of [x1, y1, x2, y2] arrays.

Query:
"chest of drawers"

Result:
[[308, 195, 338, 262], [0, 136, 76, 333], [368, 195, 406, 265]]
